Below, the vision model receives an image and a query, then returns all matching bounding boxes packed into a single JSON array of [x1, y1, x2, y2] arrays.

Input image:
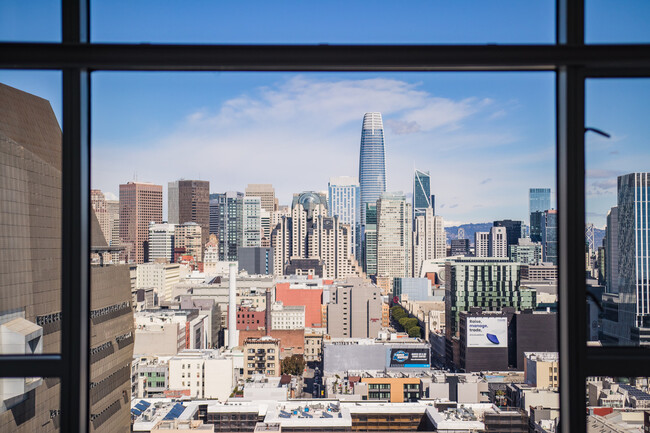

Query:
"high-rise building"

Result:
[[530, 211, 544, 243], [494, 219, 523, 247], [413, 168, 432, 219], [119, 182, 163, 264], [605, 206, 619, 294], [377, 192, 412, 285], [412, 208, 446, 276], [168, 180, 179, 225], [210, 191, 244, 261], [359, 112, 386, 226], [1, 83, 134, 432], [106, 199, 120, 246], [169, 180, 210, 247], [364, 203, 378, 276], [529, 188, 551, 215], [474, 232, 490, 257], [148, 222, 175, 262], [271, 192, 363, 279], [175, 222, 203, 262], [245, 183, 277, 213], [328, 176, 361, 260], [92, 189, 110, 242], [541, 210, 558, 265], [489, 226, 508, 258], [616, 173, 650, 343], [451, 239, 470, 256], [242, 196, 262, 248]]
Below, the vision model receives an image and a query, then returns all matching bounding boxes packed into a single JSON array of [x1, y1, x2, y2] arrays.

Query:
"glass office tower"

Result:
[[617, 173, 650, 343], [529, 188, 551, 215], [413, 169, 432, 219], [359, 112, 386, 226]]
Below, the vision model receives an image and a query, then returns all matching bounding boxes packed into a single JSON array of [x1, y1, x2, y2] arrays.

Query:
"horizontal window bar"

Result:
[[585, 347, 650, 377], [0, 355, 62, 378], [0, 43, 649, 71]]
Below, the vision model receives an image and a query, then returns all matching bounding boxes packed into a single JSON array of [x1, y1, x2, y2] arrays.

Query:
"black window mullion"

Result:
[[61, 1, 90, 433], [557, 64, 587, 433]]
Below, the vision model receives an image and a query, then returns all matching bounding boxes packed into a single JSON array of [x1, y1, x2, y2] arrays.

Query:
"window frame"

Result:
[[0, 0, 649, 432]]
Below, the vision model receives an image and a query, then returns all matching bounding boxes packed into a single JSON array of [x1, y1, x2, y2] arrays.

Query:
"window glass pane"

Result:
[[92, 72, 556, 420], [586, 0, 650, 44], [0, 377, 60, 430], [0, 0, 61, 42], [586, 79, 650, 347], [0, 71, 62, 355], [91, 1, 555, 44], [585, 377, 649, 429]]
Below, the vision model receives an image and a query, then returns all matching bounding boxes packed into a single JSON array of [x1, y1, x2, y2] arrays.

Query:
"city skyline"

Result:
[[2, 75, 650, 229]]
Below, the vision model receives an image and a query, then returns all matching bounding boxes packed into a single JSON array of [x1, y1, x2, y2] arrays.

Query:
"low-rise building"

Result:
[[524, 352, 559, 389], [271, 303, 305, 330], [168, 350, 235, 400], [243, 337, 281, 379]]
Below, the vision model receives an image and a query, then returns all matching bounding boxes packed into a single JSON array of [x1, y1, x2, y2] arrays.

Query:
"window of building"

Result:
[[1, 2, 648, 433]]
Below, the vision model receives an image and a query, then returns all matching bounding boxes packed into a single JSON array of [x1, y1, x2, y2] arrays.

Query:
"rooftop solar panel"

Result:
[[163, 403, 185, 420]]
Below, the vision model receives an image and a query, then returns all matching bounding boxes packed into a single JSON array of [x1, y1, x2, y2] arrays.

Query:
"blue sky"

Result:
[[1, 1, 650, 228]]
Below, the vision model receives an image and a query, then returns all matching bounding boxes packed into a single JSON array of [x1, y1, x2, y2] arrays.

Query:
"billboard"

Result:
[[466, 317, 508, 348], [387, 348, 430, 368]]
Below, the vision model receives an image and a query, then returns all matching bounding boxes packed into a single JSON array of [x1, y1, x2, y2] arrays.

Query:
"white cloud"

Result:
[[92, 75, 552, 223]]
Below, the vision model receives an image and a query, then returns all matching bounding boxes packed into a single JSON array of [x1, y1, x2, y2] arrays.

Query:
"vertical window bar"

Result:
[[557, 0, 586, 432], [61, 1, 90, 432], [557, 65, 587, 433]]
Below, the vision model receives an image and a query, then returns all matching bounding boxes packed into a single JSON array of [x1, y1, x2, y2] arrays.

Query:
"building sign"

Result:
[[466, 317, 508, 348], [387, 348, 430, 368]]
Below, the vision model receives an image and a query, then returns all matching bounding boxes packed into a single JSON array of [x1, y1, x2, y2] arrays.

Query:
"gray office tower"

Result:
[[413, 168, 433, 218], [616, 173, 650, 344], [493, 219, 523, 247], [540, 210, 558, 265], [605, 206, 619, 294], [530, 211, 544, 243], [358, 112, 386, 226], [238, 247, 273, 275], [451, 239, 470, 256]]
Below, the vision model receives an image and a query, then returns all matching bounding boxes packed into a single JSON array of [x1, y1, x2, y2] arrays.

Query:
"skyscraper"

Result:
[[245, 183, 277, 213], [493, 219, 523, 247], [541, 209, 558, 265], [168, 180, 210, 248], [119, 182, 163, 264], [364, 203, 378, 277], [474, 232, 489, 257], [210, 191, 244, 261], [605, 206, 619, 294], [529, 188, 551, 215], [489, 226, 508, 258], [412, 208, 446, 276], [328, 176, 361, 260], [617, 173, 650, 342], [413, 168, 432, 219], [359, 112, 386, 226], [270, 191, 363, 279], [376, 192, 412, 284], [242, 196, 262, 247]]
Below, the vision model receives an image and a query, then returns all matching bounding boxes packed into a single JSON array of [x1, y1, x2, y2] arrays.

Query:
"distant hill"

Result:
[[445, 223, 493, 244], [445, 223, 606, 248]]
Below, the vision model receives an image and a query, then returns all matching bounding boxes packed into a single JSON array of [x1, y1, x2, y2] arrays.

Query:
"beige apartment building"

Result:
[[176, 222, 203, 262], [377, 192, 412, 288], [243, 337, 281, 379]]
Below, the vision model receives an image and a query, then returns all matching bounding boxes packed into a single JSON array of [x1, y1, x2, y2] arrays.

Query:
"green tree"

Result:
[[281, 354, 306, 376], [407, 326, 421, 338]]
